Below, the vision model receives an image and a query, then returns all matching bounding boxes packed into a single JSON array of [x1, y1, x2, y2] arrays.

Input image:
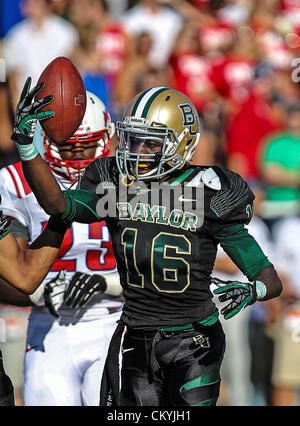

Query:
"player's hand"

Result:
[[64, 272, 107, 309], [11, 77, 55, 144], [212, 277, 257, 320], [44, 269, 68, 317], [0, 210, 11, 240]]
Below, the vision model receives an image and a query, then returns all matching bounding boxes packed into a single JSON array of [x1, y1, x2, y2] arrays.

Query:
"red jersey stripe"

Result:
[[6, 165, 22, 198], [12, 162, 32, 196]]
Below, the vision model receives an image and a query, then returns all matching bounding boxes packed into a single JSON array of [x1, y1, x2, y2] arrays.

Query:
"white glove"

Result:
[[43, 270, 68, 317]]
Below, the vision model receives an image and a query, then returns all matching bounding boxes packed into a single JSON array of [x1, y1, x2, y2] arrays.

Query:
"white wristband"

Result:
[[16, 143, 38, 161], [255, 280, 267, 300], [104, 273, 122, 297], [29, 284, 45, 306]]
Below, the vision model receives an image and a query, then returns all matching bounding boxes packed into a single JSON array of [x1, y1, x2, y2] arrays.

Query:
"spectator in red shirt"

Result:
[[210, 33, 259, 114], [226, 62, 282, 181], [168, 21, 221, 167], [169, 23, 216, 114]]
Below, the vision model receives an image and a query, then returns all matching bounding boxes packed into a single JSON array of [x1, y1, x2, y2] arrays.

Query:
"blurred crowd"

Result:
[[1, 0, 300, 406]]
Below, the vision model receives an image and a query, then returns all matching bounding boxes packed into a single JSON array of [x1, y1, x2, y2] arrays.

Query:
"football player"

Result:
[[1, 87, 122, 406], [0, 210, 68, 293], [12, 83, 282, 406], [0, 204, 70, 406]]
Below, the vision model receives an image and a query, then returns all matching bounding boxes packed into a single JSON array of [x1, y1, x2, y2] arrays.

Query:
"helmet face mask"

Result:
[[44, 91, 115, 183], [116, 87, 200, 181], [117, 118, 169, 179]]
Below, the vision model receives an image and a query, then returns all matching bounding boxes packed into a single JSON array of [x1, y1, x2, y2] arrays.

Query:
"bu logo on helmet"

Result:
[[178, 103, 198, 135]]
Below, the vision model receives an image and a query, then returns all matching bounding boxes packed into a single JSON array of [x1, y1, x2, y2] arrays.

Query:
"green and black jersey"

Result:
[[61, 157, 272, 330]]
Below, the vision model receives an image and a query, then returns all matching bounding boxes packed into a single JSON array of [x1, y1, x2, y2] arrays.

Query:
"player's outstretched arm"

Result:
[[0, 213, 68, 294], [11, 77, 66, 216], [22, 153, 67, 216]]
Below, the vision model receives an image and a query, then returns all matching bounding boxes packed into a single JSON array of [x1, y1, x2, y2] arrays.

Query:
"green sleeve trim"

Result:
[[169, 168, 194, 186], [216, 224, 272, 281], [0, 229, 10, 241], [61, 189, 102, 224]]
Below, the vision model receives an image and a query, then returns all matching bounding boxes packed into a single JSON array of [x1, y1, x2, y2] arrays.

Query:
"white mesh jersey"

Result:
[[0, 162, 122, 320]]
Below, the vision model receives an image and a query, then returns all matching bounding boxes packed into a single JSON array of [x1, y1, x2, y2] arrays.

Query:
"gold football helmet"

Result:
[[115, 87, 200, 181]]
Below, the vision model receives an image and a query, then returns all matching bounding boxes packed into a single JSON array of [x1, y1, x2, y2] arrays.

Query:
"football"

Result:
[[35, 57, 86, 143]]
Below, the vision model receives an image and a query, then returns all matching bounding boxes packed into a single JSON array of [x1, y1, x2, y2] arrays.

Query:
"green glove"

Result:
[[212, 277, 257, 320], [0, 210, 11, 240], [0, 195, 11, 240], [11, 77, 55, 159]]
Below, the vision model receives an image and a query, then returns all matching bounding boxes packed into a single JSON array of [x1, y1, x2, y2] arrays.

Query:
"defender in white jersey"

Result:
[[0, 91, 122, 406]]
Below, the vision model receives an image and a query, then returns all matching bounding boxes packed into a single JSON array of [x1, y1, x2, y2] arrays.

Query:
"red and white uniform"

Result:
[[0, 162, 122, 405]]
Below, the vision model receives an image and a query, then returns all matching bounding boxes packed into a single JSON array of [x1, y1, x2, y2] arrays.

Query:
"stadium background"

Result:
[[1, 0, 300, 406]]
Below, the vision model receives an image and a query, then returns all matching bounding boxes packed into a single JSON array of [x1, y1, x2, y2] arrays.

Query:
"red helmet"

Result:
[[44, 91, 115, 182]]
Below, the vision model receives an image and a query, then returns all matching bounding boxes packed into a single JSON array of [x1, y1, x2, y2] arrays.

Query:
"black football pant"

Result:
[[120, 321, 225, 406]]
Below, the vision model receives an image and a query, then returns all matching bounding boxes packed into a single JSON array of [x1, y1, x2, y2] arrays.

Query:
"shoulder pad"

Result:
[[78, 157, 119, 192], [208, 166, 254, 221], [201, 167, 221, 190]]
